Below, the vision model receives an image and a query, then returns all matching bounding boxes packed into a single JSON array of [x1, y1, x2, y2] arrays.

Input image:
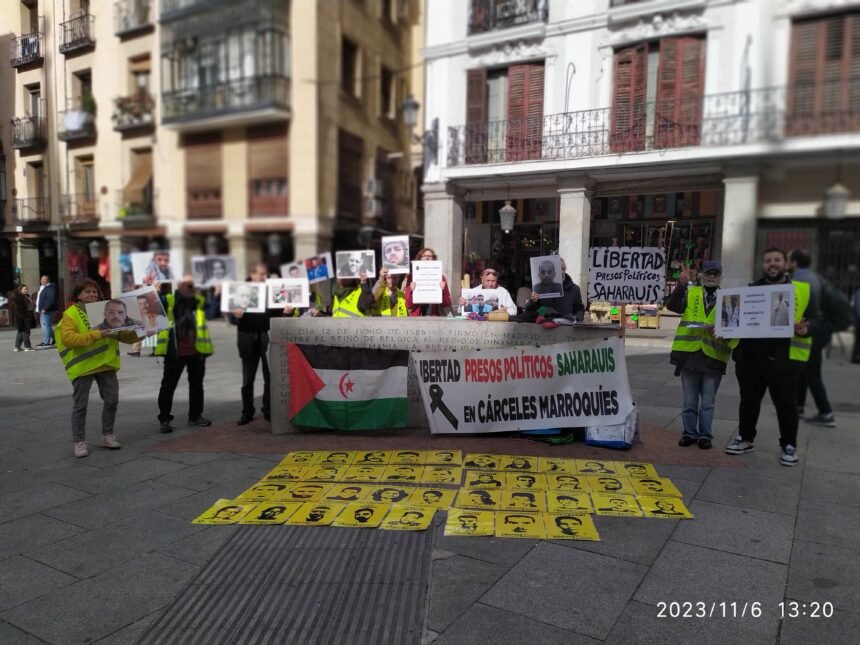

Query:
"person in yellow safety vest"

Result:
[[332, 271, 374, 318], [726, 247, 811, 467], [155, 275, 214, 433], [57, 278, 143, 458], [372, 267, 408, 317], [666, 260, 738, 451]]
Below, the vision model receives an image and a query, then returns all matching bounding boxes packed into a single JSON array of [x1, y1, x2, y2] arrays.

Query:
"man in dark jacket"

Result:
[[523, 258, 585, 322], [36, 275, 59, 346]]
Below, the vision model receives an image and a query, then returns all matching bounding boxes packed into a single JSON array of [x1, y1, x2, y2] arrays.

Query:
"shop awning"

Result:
[[122, 153, 152, 206]]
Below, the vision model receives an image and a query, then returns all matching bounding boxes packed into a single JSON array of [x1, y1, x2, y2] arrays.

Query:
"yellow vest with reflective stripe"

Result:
[[671, 285, 738, 363], [790, 280, 811, 362], [154, 294, 213, 356], [374, 288, 408, 317], [333, 288, 365, 318], [56, 305, 120, 381]]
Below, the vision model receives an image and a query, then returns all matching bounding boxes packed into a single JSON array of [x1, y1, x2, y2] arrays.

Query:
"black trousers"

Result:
[[796, 332, 833, 415], [736, 359, 802, 448], [158, 354, 206, 422], [238, 331, 270, 418]]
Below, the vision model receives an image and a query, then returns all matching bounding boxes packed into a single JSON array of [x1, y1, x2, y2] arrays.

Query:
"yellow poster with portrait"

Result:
[[455, 488, 502, 510], [505, 472, 548, 491], [463, 453, 503, 470], [331, 502, 390, 528], [546, 491, 593, 514], [631, 478, 683, 498], [239, 501, 303, 525], [324, 484, 372, 502], [407, 488, 457, 508], [365, 485, 415, 504], [343, 465, 387, 482], [279, 451, 323, 466], [379, 505, 436, 531], [463, 471, 506, 489], [592, 493, 644, 517], [304, 465, 348, 482], [389, 450, 427, 465], [315, 451, 356, 466], [352, 450, 392, 466], [547, 473, 590, 493], [638, 496, 694, 519], [495, 512, 546, 539], [576, 459, 619, 475], [285, 501, 346, 526], [382, 464, 424, 482], [236, 482, 294, 501], [618, 461, 659, 479], [498, 455, 538, 471], [193, 499, 257, 524], [586, 475, 635, 495], [426, 450, 462, 465], [421, 466, 462, 485], [543, 513, 601, 541], [261, 466, 310, 483], [500, 489, 546, 512], [444, 509, 495, 537], [278, 482, 333, 502], [538, 457, 577, 474]]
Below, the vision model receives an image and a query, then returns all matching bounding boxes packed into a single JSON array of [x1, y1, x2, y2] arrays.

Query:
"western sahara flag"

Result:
[[288, 343, 409, 430]]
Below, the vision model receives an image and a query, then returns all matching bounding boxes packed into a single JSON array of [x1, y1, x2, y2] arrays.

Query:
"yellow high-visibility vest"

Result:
[[154, 294, 213, 356], [374, 288, 408, 317], [333, 288, 365, 318], [670, 285, 737, 363], [790, 280, 811, 362], [56, 305, 120, 381]]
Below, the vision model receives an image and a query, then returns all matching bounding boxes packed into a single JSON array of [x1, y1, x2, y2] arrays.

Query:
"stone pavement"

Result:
[[0, 321, 858, 644]]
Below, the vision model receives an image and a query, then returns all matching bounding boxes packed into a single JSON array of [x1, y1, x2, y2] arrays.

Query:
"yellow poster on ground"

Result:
[[538, 458, 577, 474], [316, 451, 356, 466], [389, 450, 427, 465], [261, 466, 310, 483], [543, 513, 601, 541], [365, 485, 415, 504], [444, 509, 495, 536], [331, 502, 390, 528], [278, 482, 332, 502], [586, 475, 636, 495], [463, 453, 503, 469], [546, 492, 594, 514], [505, 472, 548, 491], [455, 488, 502, 510], [426, 450, 462, 465], [500, 490, 546, 512], [279, 451, 323, 466], [421, 466, 462, 485], [353, 450, 392, 465], [304, 465, 348, 481], [592, 493, 644, 517], [631, 478, 683, 498], [463, 471, 506, 489], [576, 459, 619, 475], [619, 462, 659, 479], [236, 482, 294, 501], [638, 496, 694, 519], [495, 512, 546, 539], [407, 488, 457, 508], [324, 484, 372, 502], [547, 474, 590, 492], [498, 455, 538, 471], [343, 465, 387, 482], [382, 465, 424, 482], [285, 502, 346, 526], [193, 499, 257, 524], [379, 505, 436, 531], [239, 501, 303, 525]]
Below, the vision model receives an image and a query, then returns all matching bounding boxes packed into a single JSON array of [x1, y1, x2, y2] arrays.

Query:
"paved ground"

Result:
[[0, 321, 858, 644]]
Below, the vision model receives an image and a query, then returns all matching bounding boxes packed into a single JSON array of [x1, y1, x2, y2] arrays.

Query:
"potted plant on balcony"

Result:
[[112, 92, 154, 127]]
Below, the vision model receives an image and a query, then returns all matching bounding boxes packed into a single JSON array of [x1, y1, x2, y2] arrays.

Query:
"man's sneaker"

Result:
[[23, 347, 35, 352], [13, 347, 22, 352], [725, 435, 755, 455], [698, 437, 713, 450], [780, 445, 799, 467], [678, 436, 696, 447], [160, 420, 175, 434], [189, 417, 212, 427], [102, 434, 122, 449], [74, 442, 89, 458], [805, 413, 836, 428]]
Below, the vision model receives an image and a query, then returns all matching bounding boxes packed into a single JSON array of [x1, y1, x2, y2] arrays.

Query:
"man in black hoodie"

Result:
[[523, 258, 585, 322]]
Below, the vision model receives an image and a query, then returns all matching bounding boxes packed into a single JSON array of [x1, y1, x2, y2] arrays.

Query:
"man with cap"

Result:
[[665, 260, 737, 449]]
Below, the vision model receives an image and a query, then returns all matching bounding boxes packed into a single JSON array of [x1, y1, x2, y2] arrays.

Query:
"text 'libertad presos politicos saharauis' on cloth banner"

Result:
[[414, 337, 633, 434]]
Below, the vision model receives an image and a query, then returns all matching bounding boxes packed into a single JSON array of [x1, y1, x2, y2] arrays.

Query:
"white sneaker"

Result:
[[725, 435, 755, 455], [780, 445, 799, 467], [101, 434, 122, 449], [74, 442, 89, 458]]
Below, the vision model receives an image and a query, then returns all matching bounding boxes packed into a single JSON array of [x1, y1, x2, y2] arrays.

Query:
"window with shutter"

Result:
[[610, 44, 648, 152], [465, 68, 488, 163], [248, 124, 288, 216], [185, 133, 222, 218], [655, 36, 705, 148], [505, 63, 544, 161]]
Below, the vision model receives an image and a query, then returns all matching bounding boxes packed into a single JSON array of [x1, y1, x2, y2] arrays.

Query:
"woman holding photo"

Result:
[[402, 247, 452, 316]]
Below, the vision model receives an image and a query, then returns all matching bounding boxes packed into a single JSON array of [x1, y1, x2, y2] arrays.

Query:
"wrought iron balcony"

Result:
[[468, 0, 549, 35], [115, 0, 153, 36], [59, 194, 99, 226], [447, 85, 860, 167], [161, 75, 290, 124], [10, 29, 44, 67], [59, 13, 95, 54], [112, 93, 156, 131], [58, 107, 97, 141], [12, 197, 50, 225], [117, 188, 157, 225], [10, 116, 47, 149]]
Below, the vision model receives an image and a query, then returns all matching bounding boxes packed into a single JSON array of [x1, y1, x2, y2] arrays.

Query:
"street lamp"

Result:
[[88, 239, 102, 257], [400, 95, 438, 165], [499, 201, 516, 234], [267, 233, 282, 258], [205, 234, 220, 256], [824, 180, 850, 219]]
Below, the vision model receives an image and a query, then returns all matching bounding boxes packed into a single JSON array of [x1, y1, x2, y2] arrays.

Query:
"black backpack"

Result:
[[820, 280, 853, 332]]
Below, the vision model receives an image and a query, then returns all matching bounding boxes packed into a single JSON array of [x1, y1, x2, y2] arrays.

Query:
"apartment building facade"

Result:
[[422, 0, 860, 299], [0, 0, 421, 299]]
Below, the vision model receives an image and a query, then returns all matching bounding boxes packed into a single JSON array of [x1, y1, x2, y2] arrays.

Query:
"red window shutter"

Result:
[[610, 44, 647, 152], [655, 36, 705, 148], [525, 63, 545, 160], [505, 63, 544, 161], [465, 68, 487, 164]]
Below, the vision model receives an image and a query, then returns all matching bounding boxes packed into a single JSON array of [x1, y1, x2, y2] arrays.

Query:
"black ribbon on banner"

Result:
[[429, 384, 459, 430]]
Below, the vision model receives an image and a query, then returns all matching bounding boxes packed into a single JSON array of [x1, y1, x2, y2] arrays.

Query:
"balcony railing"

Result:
[[249, 177, 288, 216], [59, 194, 99, 225], [59, 13, 95, 54], [117, 188, 157, 225], [161, 75, 290, 124], [112, 92, 156, 130], [10, 116, 47, 148], [468, 0, 548, 35], [115, 0, 153, 36], [447, 85, 860, 167], [160, 0, 209, 16], [187, 187, 222, 218], [10, 30, 44, 67], [12, 197, 50, 225], [58, 107, 97, 141]]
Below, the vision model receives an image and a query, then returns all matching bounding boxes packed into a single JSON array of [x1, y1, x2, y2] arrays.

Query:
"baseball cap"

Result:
[[701, 260, 722, 274]]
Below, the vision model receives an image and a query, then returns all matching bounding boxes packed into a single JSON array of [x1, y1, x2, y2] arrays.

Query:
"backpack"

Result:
[[820, 280, 853, 332]]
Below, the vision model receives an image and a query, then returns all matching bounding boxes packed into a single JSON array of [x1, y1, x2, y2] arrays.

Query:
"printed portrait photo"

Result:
[[304, 253, 333, 284], [530, 255, 564, 299], [267, 278, 310, 309], [85, 299, 143, 333], [336, 250, 377, 279], [721, 295, 740, 328], [280, 261, 307, 280], [770, 290, 792, 326], [220, 281, 267, 313], [191, 255, 237, 287], [131, 250, 183, 286], [381, 235, 410, 274]]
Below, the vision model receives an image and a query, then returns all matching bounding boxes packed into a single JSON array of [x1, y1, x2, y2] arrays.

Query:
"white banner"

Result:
[[714, 284, 795, 338], [415, 337, 633, 434], [588, 247, 666, 303]]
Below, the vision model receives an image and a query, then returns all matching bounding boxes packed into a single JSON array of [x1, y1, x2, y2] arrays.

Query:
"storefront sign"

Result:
[[714, 285, 795, 338], [588, 247, 666, 303]]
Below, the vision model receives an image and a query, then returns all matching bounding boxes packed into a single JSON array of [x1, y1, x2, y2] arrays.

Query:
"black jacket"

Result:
[[38, 283, 59, 312], [524, 274, 585, 320]]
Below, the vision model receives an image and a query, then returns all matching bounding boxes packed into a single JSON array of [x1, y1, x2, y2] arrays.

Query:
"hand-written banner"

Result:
[[415, 337, 633, 434], [588, 247, 666, 303]]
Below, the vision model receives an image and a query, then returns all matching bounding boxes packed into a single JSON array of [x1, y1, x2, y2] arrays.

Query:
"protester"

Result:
[[155, 275, 214, 432], [12, 285, 35, 351], [523, 258, 585, 323], [35, 275, 59, 346], [332, 272, 374, 317], [56, 279, 140, 457], [788, 249, 835, 427], [372, 268, 407, 316], [726, 248, 811, 466], [403, 247, 452, 316], [458, 267, 517, 315], [666, 260, 737, 449]]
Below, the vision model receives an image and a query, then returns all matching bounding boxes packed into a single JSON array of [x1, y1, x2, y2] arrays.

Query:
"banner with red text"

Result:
[[415, 337, 632, 434]]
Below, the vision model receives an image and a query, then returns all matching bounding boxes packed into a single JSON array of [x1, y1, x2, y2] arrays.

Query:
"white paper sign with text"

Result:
[[714, 284, 795, 338]]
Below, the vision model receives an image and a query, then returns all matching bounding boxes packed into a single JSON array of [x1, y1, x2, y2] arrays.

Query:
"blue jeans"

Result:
[[40, 312, 55, 344], [680, 369, 722, 439]]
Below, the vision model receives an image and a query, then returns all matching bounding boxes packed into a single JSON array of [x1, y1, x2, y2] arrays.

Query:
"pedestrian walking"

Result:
[[726, 248, 812, 466], [35, 275, 59, 346], [56, 279, 140, 457], [155, 275, 214, 432], [666, 261, 737, 449], [12, 285, 36, 351]]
